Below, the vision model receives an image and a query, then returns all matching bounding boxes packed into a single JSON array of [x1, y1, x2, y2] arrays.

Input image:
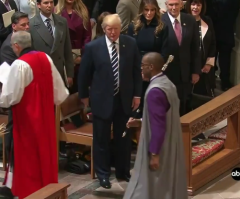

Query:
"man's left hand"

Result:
[[149, 154, 160, 171], [132, 97, 140, 111], [192, 74, 200, 84], [67, 78, 73, 87]]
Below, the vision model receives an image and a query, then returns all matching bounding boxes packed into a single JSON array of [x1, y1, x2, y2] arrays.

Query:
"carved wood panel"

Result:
[[190, 99, 240, 136]]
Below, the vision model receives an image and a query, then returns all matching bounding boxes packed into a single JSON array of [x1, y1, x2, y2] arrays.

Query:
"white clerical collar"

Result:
[[40, 12, 54, 23], [105, 35, 119, 47], [168, 12, 181, 24], [150, 72, 163, 81]]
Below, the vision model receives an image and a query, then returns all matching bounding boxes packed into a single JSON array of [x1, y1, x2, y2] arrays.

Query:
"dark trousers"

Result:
[[5, 109, 13, 160], [216, 42, 233, 85], [176, 83, 192, 116], [93, 93, 131, 179]]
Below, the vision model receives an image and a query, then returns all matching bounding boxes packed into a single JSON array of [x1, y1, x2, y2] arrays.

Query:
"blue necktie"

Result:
[[111, 42, 119, 96]]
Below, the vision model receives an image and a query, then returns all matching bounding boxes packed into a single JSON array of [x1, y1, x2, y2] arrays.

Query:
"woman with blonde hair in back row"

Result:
[[55, 0, 92, 93]]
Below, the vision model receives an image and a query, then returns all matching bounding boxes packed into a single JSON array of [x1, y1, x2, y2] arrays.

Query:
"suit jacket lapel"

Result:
[[33, 14, 54, 48], [51, 14, 63, 53], [163, 14, 179, 46], [201, 19, 208, 39], [180, 14, 187, 46], [9, 0, 17, 11], [119, 36, 125, 76], [100, 36, 112, 64]]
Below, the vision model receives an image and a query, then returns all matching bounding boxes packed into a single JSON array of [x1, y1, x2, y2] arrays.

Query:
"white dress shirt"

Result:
[[105, 35, 120, 86], [0, 54, 69, 108], [167, 12, 182, 33], [40, 12, 55, 37]]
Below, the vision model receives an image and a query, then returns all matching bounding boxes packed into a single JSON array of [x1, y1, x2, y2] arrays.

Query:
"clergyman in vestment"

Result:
[[0, 31, 69, 199], [123, 52, 188, 199]]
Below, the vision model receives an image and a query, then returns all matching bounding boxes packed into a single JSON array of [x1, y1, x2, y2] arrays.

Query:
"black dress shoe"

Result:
[[116, 174, 131, 182], [99, 179, 111, 189]]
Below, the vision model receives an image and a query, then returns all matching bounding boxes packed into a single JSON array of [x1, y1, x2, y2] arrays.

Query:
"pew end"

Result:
[[24, 183, 70, 199], [55, 93, 96, 179], [181, 85, 240, 195]]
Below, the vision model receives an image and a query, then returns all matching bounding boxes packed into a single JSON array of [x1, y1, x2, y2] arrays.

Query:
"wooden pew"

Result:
[[181, 84, 240, 195], [0, 114, 8, 171], [24, 183, 70, 199], [55, 93, 95, 179]]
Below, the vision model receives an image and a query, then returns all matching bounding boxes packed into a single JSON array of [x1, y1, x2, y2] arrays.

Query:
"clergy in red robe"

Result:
[[0, 31, 69, 199]]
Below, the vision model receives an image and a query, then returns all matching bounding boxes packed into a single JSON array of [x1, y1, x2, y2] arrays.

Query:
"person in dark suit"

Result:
[[1, 12, 29, 64], [186, 0, 216, 101], [56, 0, 92, 93], [0, 0, 18, 48], [78, 14, 142, 189], [128, 0, 168, 117], [162, 0, 201, 116], [206, 0, 240, 91]]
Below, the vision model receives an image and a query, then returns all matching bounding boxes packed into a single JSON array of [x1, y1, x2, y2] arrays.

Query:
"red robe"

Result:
[[3, 51, 58, 198]]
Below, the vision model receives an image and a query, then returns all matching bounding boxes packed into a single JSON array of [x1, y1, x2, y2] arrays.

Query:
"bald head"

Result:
[[141, 52, 165, 80], [144, 52, 165, 72]]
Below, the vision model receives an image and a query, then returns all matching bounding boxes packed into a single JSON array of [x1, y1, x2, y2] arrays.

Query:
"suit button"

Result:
[[59, 57, 61, 59]]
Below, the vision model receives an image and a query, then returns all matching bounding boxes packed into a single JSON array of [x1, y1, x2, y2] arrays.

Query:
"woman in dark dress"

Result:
[[186, 0, 216, 107], [127, 0, 168, 116]]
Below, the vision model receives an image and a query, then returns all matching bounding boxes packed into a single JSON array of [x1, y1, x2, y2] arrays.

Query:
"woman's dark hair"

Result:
[[133, 0, 164, 36], [185, 0, 206, 16], [95, 12, 111, 39]]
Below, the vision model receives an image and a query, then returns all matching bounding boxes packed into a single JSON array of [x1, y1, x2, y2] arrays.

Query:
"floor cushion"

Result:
[[192, 139, 224, 167]]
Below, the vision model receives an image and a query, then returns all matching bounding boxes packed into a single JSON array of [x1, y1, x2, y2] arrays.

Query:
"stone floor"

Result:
[[0, 165, 240, 199]]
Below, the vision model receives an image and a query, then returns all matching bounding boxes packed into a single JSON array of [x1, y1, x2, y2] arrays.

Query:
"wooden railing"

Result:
[[24, 183, 70, 199], [181, 84, 240, 195]]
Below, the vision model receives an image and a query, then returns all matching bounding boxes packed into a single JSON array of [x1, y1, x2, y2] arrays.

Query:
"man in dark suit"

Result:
[[162, 0, 201, 116], [78, 14, 142, 189], [0, 0, 18, 50], [29, 0, 74, 85], [1, 12, 29, 64]]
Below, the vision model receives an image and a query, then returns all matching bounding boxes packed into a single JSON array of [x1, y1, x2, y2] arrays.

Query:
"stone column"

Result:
[[230, 10, 240, 85]]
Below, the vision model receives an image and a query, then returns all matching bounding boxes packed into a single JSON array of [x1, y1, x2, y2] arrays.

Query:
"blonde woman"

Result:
[[127, 0, 168, 117], [56, 0, 91, 93]]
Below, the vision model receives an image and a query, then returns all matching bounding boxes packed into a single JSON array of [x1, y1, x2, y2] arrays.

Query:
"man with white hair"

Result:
[[161, 0, 201, 116], [78, 14, 142, 189], [0, 31, 68, 199]]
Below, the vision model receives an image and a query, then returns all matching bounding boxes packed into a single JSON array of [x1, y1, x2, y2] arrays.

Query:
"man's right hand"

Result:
[[126, 118, 142, 128], [81, 98, 89, 108]]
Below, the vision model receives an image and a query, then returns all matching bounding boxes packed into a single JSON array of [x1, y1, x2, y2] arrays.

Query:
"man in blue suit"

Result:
[[78, 14, 142, 189]]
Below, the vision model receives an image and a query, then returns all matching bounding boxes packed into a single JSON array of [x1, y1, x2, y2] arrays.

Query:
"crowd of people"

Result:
[[0, 0, 239, 198]]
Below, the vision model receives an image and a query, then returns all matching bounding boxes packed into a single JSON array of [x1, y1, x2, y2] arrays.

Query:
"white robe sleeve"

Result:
[[0, 60, 33, 108], [46, 55, 69, 105]]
